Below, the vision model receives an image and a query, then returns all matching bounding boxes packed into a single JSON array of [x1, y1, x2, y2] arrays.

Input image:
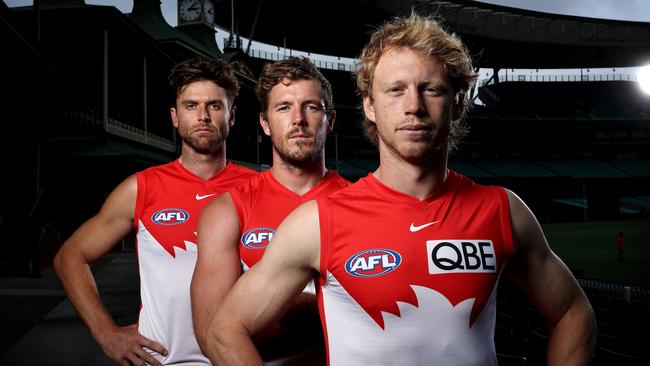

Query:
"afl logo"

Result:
[[241, 227, 276, 249], [151, 208, 189, 226], [345, 249, 402, 278]]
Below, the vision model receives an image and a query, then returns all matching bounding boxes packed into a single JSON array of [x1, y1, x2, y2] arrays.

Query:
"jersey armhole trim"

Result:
[[229, 189, 247, 234], [133, 172, 145, 232], [316, 198, 330, 288], [498, 187, 515, 260]]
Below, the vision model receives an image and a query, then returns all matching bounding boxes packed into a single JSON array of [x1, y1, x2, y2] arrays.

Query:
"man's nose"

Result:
[[199, 105, 211, 121], [290, 107, 307, 126], [404, 90, 425, 115]]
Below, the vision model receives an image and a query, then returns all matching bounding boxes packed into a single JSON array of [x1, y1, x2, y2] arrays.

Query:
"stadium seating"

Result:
[[495, 278, 650, 365]]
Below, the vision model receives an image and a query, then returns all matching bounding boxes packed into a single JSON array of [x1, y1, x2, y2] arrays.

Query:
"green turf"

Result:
[[541, 220, 650, 287]]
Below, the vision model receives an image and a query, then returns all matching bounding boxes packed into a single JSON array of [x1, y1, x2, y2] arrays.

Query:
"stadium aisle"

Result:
[[0, 252, 140, 365]]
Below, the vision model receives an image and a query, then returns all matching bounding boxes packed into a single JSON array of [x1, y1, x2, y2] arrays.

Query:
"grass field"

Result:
[[542, 219, 650, 287]]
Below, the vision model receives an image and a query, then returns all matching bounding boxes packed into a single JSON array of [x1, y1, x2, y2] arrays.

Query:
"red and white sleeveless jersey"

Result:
[[316, 170, 515, 366], [134, 160, 256, 365], [232, 170, 350, 272]]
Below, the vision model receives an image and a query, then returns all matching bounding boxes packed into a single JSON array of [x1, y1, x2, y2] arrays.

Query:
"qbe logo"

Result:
[[345, 249, 402, 278], [426, 240, 496, 275], [151, 208, 189, 226], [241, 227, 276, 249]]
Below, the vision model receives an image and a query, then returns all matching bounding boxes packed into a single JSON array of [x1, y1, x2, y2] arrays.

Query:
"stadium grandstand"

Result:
[[1, 0, 649, 365]]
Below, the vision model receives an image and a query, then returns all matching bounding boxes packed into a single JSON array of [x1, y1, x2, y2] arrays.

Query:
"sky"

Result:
[[476, 0, 650, 23], [5, 0, 650, 25]]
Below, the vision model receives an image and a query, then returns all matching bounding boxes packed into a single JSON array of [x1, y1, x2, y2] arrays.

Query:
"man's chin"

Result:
[[281, 151, 321, 166], [184, 138, 225, 155]]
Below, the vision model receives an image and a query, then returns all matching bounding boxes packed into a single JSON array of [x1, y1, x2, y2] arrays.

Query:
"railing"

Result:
[[478, 69, 639, 87], [216, 27, 645, 84], [105, 118, 176, 152], [65, 111, 176, 152], [578, 278, 650, 305], [245, 48, 357, 72]]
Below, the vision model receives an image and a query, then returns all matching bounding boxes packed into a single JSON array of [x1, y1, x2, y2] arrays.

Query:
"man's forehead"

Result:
[[373, 48, 447, 83], [179, 80, 228, 99], [269, 78, 326, 100]]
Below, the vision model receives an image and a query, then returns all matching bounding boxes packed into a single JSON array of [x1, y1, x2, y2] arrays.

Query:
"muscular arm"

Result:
[[504, 190, 596, 366], [205, 201, 321, 365], [191, 193, 242, 351], [54, 175, 167, 366]]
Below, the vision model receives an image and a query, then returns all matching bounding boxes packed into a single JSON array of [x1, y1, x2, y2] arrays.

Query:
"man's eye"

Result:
[[209, 104, 222, 110], [424, 85, 447, 96]]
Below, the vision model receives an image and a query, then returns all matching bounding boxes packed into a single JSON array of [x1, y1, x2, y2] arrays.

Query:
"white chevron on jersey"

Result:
[[137, 220, 208, 366], [321, 272, 498, 366]]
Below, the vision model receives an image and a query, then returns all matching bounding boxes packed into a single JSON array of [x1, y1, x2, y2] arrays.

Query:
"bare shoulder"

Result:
[[96, 174, 138, 220], [196, 192, 240, 253], [56, 174, 138, 261], [504, 188, 547, 254], [111, 174, 137, 197], [200, 192, 235, 222], [505, 188, 530, 221], [282, 200, 320, 226]]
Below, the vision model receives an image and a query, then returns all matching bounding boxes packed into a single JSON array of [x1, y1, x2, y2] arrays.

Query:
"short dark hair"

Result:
[[168, 56, 239, 105], [256, 56, 333, 115]]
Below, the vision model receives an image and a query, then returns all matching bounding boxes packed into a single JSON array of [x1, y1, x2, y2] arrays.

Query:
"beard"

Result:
[[179, 124, 228, 155], [182, 134, 225, 155], [272, 127, 326, 167]]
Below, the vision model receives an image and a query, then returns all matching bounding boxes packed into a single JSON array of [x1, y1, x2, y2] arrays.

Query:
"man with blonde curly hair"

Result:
[[355, 13, 475, 151], [207, 14, 596, 365]]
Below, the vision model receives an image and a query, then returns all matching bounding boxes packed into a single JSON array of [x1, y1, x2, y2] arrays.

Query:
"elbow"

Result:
[[204, 315, 228, 363], [554, 295, 598, 352], [53, 245, 81, 281], [190, 286, 209, 353], [53, 248, 65, 277], [582, 300, 598, 350], [574, 293, 597, 339], [194, 320, 208, 355]]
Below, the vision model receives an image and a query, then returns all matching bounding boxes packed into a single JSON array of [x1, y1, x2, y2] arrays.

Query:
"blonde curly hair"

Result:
[[355, 13, 477, 150]]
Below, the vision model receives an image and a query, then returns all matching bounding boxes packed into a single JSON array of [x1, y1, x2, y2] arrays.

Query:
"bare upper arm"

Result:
[[213, 200, 321, 336], [57, 175, 137, 264], [192, 193, 242, 306], [504, 189, 584, 325], [194, 192, 242, 273]]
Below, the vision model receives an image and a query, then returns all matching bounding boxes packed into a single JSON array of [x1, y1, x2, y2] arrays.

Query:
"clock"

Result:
[[203, 0, 215, 25], [179, 0, 216, 26], [179, 0, 201, 23]]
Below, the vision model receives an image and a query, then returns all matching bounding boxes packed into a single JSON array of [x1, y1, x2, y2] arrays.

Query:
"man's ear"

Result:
[[170, 107, 179, 128], [259, 112, 271, 136], [452, 93, 464, 121], [363, 96, 376, 123], [326, 110, 336, 134], [228, 106, 237, 127]]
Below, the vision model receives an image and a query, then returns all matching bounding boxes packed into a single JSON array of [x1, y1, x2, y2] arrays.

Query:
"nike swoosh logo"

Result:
[[409, 220, 440, 232], [195, 193, 216, 200]]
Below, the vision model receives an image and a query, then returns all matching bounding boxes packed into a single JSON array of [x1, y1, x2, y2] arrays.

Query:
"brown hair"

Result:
[[256, 56, 333, 116], [168, 56, 239, 105], [355, 13, 477, 149]]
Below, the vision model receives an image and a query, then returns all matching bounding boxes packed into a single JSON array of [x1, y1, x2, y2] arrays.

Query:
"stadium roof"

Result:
[[214, 0, 650, 69]]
